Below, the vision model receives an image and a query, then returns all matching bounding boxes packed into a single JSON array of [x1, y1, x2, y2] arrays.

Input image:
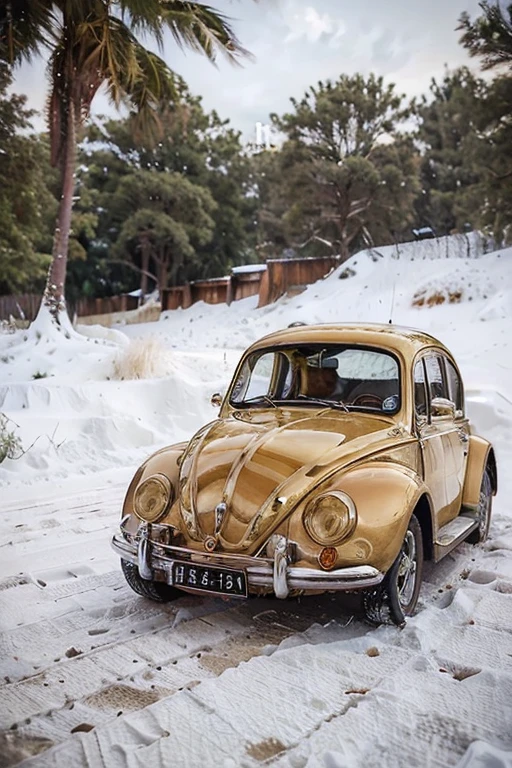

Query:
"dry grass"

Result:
[[412, 289, 463, 307], [111, 338, 171, 380]]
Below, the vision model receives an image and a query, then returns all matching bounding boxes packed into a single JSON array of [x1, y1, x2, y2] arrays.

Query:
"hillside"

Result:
[[0, 234, 511, 768]]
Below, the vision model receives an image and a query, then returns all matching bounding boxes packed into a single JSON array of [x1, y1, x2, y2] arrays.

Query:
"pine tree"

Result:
[[458, 2, 512, 70], [258, 74, 418, 261], [415, 67, 488, 236]]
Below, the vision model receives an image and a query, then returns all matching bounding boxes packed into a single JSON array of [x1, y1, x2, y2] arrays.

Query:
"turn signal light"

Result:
[[319, 546, 337, 570]]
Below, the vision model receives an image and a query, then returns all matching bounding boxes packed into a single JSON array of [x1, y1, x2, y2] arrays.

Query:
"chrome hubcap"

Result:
[[397, 530, 417, 608]]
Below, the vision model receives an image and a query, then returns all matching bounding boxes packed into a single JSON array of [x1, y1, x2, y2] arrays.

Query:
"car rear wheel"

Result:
[[121, 559, 182, 602], [467, 468, 493, 544], [363, 514, 423, 627]]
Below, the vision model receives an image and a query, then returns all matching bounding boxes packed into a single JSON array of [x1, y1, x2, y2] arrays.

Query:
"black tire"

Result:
[[467, 468, 493, 544], [121, 559, 182, 603], [363, 514, 423, 627]]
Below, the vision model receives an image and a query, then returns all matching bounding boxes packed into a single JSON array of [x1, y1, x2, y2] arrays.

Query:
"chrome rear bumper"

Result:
[[111, 529, 384, 598]]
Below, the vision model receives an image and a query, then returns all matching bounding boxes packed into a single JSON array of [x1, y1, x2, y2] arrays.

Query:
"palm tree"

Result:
[[1, 1, 247, 327]]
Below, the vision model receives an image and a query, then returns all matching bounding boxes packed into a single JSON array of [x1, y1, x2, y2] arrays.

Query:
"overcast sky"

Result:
[[12, 0, 483, 141]]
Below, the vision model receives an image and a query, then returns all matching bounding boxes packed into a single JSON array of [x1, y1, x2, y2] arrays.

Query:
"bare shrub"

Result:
[[111, 338, 171, 380], [0, 414, 22, 462]]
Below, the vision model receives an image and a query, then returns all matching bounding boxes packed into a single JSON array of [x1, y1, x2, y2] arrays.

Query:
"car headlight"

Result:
[[303, 491, 357, 546], [133, 474, 173, 523]]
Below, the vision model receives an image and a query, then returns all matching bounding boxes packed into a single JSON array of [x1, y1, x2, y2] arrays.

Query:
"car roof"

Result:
[[248, 323, 454, 360]]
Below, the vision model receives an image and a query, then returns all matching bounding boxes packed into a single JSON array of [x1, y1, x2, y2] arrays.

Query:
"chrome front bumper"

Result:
[[111, 528, 384, 598]]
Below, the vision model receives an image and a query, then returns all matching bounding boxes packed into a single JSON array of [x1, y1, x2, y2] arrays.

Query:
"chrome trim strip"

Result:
[[112, 534, 384, 592]]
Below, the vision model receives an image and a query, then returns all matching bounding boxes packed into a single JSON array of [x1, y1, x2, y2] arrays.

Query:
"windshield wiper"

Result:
[[238, 395, 278, 409], [295, 395, 349, 412]]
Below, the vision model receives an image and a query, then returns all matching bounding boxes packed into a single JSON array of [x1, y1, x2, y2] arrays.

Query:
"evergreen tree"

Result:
[[458, 2, 512, 70], [0, 64, 55, 294], [76, 83, 256, 294], [462, 74, 512, 240], [259, 74, 418, 260], [457, 3, 512, 241], [110, 169, 216, 294], [415, 67, 488, 235]]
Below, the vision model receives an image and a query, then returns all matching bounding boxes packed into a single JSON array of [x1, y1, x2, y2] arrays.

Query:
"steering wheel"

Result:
[[352, 393, 383, 409]]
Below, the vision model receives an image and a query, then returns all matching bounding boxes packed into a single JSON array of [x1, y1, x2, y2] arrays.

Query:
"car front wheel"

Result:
[[121, 559, 182, 603], [363, 514, 423, 627]]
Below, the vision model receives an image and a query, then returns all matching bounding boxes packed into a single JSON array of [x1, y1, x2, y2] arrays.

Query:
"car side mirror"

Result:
[[431, 397, 455, 419], [211, 392, 223, 408]]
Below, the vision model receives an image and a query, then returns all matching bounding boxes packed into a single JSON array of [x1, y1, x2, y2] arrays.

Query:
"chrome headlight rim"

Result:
[[133, 473, 173, 523], [303, 490, 357, 546]]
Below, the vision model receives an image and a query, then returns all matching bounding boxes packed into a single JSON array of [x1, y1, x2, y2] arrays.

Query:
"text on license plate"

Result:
[[172, 562, 247, 596]]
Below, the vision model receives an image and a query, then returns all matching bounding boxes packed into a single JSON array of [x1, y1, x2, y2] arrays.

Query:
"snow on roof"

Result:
[[231, 264, 267, 274], [193, 276, 230, 284]]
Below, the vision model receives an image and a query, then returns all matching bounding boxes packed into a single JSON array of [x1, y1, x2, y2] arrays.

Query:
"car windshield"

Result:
[[229, 344, 401, 414]]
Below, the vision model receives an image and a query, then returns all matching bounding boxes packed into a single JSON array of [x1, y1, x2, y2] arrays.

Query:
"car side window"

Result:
[[445, 358, 463, 415], [234, 352, 274, 401], [414, 360, 428, 417], [424, 354, 449, 402]]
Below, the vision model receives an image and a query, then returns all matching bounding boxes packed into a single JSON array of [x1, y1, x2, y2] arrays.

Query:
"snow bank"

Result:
[[1, 234, 511, 493], [1, 232, 511, 768]]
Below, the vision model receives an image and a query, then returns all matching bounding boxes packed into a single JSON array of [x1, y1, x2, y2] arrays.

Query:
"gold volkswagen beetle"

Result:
[[112, 324, 497, 625]]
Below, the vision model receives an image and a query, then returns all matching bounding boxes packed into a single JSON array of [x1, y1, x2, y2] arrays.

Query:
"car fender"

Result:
[[288, 460, 433, 575], [121, 442, 188, 530], [462, 435, 497, 508]]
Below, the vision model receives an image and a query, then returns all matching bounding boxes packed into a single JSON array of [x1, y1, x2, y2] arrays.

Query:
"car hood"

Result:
[[177, 409, 411, 553]]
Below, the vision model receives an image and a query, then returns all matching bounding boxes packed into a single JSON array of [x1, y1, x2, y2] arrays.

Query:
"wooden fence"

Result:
[[0, 293, 140, 323], [161, 257, 338, 311], [257, 256, 339, 307], [1, 256, 339, 323], [230, 268, 266, 302], [0, 293, 42, 322], [74, 294, 139, 317]]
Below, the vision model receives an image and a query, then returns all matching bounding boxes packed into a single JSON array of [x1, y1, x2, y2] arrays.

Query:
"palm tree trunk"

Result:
[[44, 100, 77, 323]]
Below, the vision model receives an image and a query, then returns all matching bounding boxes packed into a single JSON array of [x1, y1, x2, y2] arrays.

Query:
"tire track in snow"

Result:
[[0, 486, 358, 765], [1, 485, 512, 767]]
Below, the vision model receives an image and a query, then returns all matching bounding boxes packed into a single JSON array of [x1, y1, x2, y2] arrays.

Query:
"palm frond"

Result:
[[160, 1, 251, 64], [0, 0, 55, 65], [117, 0, 166, 50], [78, 14, 141, 106], [120, 44, 178, 145], [130, 45, 177, 106]]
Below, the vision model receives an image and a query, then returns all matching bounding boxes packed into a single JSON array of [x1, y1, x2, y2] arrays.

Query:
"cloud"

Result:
[[9, 0, 485, 141], [283, 2, 346, 46]]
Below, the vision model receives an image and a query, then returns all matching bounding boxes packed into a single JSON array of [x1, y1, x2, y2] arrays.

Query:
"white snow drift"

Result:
[[0, 232, 511, 768]]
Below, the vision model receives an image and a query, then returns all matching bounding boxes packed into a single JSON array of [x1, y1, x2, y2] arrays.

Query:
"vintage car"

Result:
[[112, 323, 497, 625]]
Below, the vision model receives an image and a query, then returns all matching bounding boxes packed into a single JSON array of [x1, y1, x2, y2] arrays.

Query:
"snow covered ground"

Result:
[[0, 233, 511, 767]]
